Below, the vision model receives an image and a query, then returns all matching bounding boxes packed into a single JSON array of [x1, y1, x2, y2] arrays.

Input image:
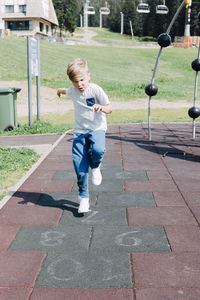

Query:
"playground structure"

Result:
[[173, 36, 199, 48], [145, 0, 200, 141], [188, 36, 200, 139]]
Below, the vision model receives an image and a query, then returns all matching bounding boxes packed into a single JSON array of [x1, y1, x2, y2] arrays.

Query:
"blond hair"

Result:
[[67, 58, 89, 82]]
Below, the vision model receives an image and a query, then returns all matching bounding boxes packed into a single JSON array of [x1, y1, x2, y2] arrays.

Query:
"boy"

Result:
[[57, 58, 112, 213]]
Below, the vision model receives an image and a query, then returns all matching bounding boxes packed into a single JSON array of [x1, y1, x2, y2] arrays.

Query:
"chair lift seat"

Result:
[[137, 3, 150, 13], [86, 6, 95, 15], [156, 5, 169, 14], [100, 7, 110, 15]]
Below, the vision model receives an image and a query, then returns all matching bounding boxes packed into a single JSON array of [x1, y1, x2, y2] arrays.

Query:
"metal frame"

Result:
[[192, 44, 200, 139], [147, 0, 186, 141]]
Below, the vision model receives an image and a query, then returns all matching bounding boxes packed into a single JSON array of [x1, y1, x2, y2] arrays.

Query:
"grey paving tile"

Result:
[[37, 192, 96, 209], [9, 226, 91, 252], [52, 169, 147, 181], [72, 179, 124, 193], [60, 207, 127, 226], [52, 171, 76, 180], [101, 162, 123, 174], [97, 192, 156, 207], [111, 170, 148, 180], [35, 251, 132, 288], [91, 226, 171, 253]]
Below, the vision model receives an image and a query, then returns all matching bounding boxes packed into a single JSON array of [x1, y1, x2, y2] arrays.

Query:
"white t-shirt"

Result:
[[66, 83, 110, 133]]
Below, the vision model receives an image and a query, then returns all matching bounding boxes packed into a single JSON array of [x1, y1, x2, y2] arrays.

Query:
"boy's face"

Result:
[[72, 72, 90, 93]]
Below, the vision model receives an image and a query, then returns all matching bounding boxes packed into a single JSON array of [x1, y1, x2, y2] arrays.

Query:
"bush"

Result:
[[138, 36, 157, 42]]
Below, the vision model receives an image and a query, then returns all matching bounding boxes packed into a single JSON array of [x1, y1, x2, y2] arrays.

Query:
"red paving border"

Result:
[[0, 124, 200, 299]]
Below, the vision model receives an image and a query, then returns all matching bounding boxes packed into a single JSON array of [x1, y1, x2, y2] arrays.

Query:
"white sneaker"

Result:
[[91, 165, 102, 186], [78, 196, 90, 213]]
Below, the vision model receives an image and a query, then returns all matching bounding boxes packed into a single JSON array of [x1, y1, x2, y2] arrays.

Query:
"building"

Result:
[[0, 0, 58, 37]]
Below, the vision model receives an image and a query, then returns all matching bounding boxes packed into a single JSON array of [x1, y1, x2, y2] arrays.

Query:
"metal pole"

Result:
[[166, 0, 185, 34], [148, 47, 163, 141], [192, 43, 200, 139], [148, 97, 152, 141], [80, 14, 83, 28], [184, 0, 192, 36], [36, 38, 40, 121], [0, 0, 2, 37], [27, 37, 33, 126], [100, 12, 102, 28], [148, 0, 186, 141], [84, 1, 89, 43], [0, 0, 4, 37], [130, 20, 134, 40], [120, 12, 124, 35]]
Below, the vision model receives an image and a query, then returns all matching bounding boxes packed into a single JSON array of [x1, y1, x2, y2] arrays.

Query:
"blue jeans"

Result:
[[72, 130, 106, 198]]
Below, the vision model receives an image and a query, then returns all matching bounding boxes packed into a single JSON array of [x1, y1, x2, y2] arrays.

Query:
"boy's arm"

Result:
[[93, 103, 112, 114], [57, 88, 66, 97]]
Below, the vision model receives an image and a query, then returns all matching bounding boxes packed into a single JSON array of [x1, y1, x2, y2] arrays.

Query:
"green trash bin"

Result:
[[0, 87, 21, 131]]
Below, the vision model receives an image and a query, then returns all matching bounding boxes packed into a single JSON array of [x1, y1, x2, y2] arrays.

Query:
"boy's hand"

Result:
[[57, 88, 66, 97], [93, 103, 112, 114], [93, 104, 103, 112]]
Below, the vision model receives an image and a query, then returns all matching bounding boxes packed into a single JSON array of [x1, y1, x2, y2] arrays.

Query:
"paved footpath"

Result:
[[0, 124, 200, 300]]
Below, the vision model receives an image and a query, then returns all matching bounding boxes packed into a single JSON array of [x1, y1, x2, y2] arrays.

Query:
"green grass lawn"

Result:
[[0, 147, 39, 200], [1, 107, 192, 137], [0, 28, 197, 136], [0, 29, 197, 102]]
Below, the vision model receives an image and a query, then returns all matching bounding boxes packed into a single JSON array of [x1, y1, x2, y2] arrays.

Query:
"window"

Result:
[[19, 5, 26, 14], [40, 22, 44, 32], [6, 20, 32, 31], [5, 5, 14, 13], [46, 25, 49, 34]]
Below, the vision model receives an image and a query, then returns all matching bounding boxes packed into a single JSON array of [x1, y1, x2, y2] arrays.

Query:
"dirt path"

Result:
[[0, 81, 73, 118], [0, 81, 190, 118], [73, 29, 106, 46]]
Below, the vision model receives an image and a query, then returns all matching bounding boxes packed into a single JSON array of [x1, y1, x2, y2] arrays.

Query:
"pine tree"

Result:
[[53, 0, 200, 38], [122, 0, 136, 35], [191, 0, 200, 36], [108, 0, 123, 33], [53, 0, 78, 34]]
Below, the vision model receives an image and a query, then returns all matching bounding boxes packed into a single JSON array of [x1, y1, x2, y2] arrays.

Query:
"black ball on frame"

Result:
[[157, 33, 171, 48], [191, 59, 200, 72], [188, 106, 200, 119], [145, 84, 158, 96]]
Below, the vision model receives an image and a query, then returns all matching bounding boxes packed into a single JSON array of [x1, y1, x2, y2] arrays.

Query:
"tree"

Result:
[[53, 0, 79, 34], [122, 0, 137, 35], [74, 0, 199, 38], [108, 0, 123, 33], [64, 0, 79, 32], [190, 0, 200, 36]]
